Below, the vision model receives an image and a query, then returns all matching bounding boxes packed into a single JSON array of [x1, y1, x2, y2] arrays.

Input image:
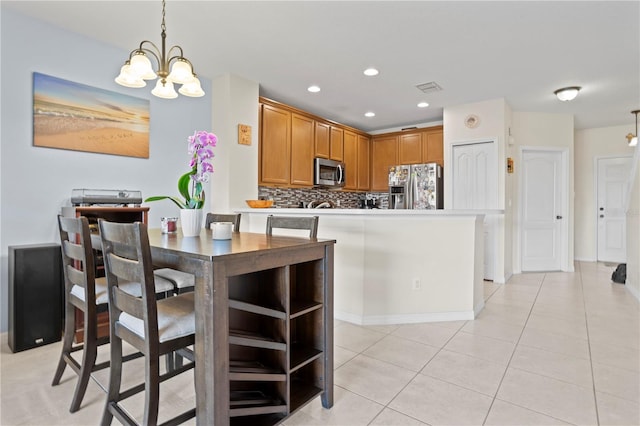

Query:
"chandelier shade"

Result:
[[115, 0, 204, 99]]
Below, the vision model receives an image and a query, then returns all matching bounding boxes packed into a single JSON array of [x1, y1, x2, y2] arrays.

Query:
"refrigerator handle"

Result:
[[409, 169, 417, 209]]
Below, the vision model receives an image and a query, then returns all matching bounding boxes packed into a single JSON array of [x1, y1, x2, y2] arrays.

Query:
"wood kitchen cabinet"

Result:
[[343, 130, 357, 190], [370, 135, 398, 191], [329, 126, 344, 162], [357, 134, 370, 190], [260, 103, 291, 185], [398, 132, 422, 165], [314, 121, 330, 159], [422, 126, 444, 167], [290, 113, 314, 186]]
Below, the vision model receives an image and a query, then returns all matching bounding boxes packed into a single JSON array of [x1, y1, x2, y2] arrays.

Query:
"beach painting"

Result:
[[33, 72, 150, 158]]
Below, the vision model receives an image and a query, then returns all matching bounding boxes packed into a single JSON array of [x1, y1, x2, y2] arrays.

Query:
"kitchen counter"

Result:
[[239, 208, 493, 325]]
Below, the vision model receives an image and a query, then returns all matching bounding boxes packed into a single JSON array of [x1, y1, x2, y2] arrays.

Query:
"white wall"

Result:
[[0, 8, 212, 332], [209, 74, 259, 217], [443, 98, 511, 283], [574, 125, 635, 261], [626, 149, 640, 300], [511, 112, 574, 272]]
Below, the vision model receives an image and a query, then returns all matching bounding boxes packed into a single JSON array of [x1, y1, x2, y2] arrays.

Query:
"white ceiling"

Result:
[[4, 1, 639, 133]]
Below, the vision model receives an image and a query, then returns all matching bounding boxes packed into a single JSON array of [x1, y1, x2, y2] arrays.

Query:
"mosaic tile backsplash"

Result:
[[258, 187, 389, 209]]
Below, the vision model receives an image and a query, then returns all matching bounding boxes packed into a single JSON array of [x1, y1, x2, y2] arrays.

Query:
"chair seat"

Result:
[[71, 274, 175, 305], [118, 293, 195, 343], [153, 268, 195, 289]]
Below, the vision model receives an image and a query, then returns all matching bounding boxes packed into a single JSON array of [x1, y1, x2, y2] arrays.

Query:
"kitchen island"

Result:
[[238, 208, 500, 325]]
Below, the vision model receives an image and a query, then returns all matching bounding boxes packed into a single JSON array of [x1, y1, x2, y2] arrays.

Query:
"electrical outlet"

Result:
[[412, 278, 421, 290]]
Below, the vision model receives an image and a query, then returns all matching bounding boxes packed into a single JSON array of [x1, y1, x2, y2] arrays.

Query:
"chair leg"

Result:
[[51, 303, 76, 386], [143, 354, 160, 426], [69, 317, 98, 412], [101, 333, 123, 426]]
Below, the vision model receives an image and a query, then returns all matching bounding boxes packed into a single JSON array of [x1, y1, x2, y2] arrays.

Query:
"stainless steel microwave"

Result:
[[314, 158, 345, 188]]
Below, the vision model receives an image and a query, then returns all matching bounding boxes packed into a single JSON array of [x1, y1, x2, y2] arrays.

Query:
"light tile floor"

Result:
[[1, 261, 638, 425]]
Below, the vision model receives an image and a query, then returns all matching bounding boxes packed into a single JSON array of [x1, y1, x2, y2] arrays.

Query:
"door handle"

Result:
[[556, 215, 563, 219], [600, 215, 604, 218], [599, 207, 604, 211]]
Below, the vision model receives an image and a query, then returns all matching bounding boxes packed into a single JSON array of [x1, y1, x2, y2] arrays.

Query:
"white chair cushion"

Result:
[[71, 274, 174, 305], [118, 292, 195, 342], [153, 268, 195, 289]]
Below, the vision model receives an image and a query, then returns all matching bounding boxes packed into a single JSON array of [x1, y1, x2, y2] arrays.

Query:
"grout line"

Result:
[[580, 261, 601, 425], [481, 273, 545, 425]]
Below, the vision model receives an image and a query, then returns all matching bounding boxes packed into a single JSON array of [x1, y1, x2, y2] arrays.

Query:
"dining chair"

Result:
[[98, 219, 196, 426], [52, 216, 174, 413], [266, 215, 319, 238], [205, 212, 241, 232]]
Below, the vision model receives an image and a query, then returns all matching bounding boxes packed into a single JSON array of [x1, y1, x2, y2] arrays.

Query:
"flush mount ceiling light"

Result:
[[417, 102, 429, 108], [364, 112, 375, 118], [625, 109, 639, 147], [307, 85, 321, 93], [363, 68, 379, 76], [115, 0, 204, 99], [554, 86, 581, 102]]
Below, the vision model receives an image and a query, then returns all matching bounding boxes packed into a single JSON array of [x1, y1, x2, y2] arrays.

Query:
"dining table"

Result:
[[147, 228, 335, 425]]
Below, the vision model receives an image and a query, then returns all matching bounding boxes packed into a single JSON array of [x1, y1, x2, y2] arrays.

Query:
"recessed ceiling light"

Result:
[[365, 112, 375, 117], [417, 102, 429, 108], [363, 68, 379, 77], [307, 85, 321, 93]]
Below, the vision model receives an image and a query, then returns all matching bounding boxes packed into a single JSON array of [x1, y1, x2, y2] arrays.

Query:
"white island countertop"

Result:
[[236, 208, 504, 216]]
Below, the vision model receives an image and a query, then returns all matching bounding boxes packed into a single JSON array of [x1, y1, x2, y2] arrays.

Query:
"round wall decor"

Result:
[[464, 114, 480, 129]]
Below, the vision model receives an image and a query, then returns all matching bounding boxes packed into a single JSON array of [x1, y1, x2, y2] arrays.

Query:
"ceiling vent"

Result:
[[416, 82, 443, 93]]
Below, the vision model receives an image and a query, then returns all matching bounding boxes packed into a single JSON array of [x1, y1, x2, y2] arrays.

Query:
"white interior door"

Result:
[[521, 150, 564, 271], [597, 157, 631, 263], [452, 141, 497, 280]]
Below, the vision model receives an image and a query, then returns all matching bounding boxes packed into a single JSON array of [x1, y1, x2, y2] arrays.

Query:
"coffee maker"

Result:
[[388, 165, 410, 209]]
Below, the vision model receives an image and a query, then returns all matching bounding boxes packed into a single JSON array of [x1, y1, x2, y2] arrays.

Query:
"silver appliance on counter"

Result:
[[388, 163, 443, 209]]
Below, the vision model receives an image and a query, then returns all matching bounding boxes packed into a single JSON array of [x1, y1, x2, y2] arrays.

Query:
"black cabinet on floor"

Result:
[[8, 243, 63, 352]]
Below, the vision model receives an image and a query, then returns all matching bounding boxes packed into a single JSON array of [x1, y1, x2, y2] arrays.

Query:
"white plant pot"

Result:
[[180, 209, 203, 237]]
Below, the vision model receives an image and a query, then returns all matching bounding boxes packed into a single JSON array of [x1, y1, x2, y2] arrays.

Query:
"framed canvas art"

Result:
[[33, 72, 150, 158]]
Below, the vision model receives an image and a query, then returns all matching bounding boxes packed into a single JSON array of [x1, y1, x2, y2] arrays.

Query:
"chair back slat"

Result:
[[66, 265, 86, 288], [99, 219, 159, 344], [63, 240, 86, 263], [58, 215, 96, 300], [205, 212, 241, 232], [266, 215, 319, 238]]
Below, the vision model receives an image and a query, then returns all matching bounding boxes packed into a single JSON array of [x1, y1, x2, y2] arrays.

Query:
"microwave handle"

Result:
[[337, 164, 344, 184]]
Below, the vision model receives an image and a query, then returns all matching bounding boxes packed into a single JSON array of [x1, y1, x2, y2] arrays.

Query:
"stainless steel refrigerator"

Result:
[[388, 163, 443, 209]]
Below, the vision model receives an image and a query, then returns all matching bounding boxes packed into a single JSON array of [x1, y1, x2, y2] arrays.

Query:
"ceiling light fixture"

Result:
[[554, 86, 581, 102], [115, 0, 204, 99], [364, 68, 379, 77], [364, 112, 375, 118], [417, 102, 429, 108], [307, 85, 321, 93], [625, 109, 639, 147]]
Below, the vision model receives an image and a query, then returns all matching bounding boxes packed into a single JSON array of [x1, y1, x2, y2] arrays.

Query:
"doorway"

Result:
[[451, 140, 498, 280], [520, 148, 568, 271], [597, 156, 632, 263]]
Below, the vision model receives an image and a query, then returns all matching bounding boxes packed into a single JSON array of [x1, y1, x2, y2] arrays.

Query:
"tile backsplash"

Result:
[[258, 187, 388, 209]]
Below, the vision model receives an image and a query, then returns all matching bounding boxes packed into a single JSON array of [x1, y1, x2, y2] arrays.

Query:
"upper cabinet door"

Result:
[[357, 135, 370, 191], [371, 136, 398, 191], [260, 103, 291, 185], [315, 122, 330, 159], [423, 128, 443, 167], [343, 130, 357, 190], [398, 132, 422, 165], [290, 113, 314, 186], [329, 126, 344, 162]]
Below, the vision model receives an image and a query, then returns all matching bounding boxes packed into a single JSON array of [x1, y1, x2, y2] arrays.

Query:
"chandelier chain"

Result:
[[161, 0, 166, 33]]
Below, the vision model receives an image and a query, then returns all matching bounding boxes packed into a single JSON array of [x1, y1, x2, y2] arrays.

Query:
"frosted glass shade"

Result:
[[151, 79, 178, 99], [178, 77, 205, 97], [115, 65, 146, 88], [130, 52, 157, 80], [168, 59, 195, 85], [554, 86, 581, 102], [630, 136, 638, 147]]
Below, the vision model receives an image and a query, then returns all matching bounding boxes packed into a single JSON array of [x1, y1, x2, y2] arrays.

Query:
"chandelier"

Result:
[[115, 0, 204, 99], [625, 110, 639, 147]]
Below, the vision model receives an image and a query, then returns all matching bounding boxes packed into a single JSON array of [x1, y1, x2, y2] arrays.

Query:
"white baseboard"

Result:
[[335, 310, 475, 326], [626, 282, 640, 302]]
